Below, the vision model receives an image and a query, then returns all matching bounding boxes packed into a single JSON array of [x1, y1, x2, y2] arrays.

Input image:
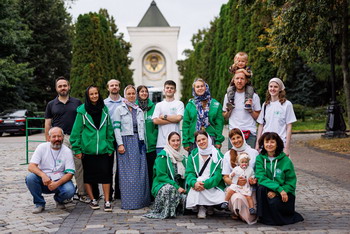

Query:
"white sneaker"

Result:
[[32, 206, 44, 214], [79, 195, 91, 204], [197, 205, 206, 219]]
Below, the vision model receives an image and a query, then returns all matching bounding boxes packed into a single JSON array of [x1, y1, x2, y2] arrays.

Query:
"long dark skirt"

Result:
[[146, 150, 157, 200], [257, 185, 304, 225], [82, 154, 112, 184]]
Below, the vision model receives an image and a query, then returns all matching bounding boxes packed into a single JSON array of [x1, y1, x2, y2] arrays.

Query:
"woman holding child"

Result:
[[182, 78, 224, 152], [144, 132, 188, 219], [185, 130, 225, 219], [221, 128, 259, 224]]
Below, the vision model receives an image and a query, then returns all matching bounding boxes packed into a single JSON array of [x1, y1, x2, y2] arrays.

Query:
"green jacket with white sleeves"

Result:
[[185, 148, 225, 191], [151, 149, 187, 197], [70, 104, 114, 156], [182, 98, 224, 147]]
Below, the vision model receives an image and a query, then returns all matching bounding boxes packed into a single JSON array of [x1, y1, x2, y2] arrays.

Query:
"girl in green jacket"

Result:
[[255, 132, 303, 225], [144, 132, 188, 219], [70, 86, 114, 212], [185, 130, 226, 219], [136, 85, 158, 199], [182, 78, 224, 152]]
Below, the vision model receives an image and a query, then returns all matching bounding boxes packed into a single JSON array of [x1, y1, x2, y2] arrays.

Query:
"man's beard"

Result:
[[51, 141, 62, 149], [111, 90, 119, 95], [58, 91, 69, 97]]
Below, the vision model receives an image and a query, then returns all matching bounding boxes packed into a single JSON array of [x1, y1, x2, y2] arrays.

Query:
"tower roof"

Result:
[[138, 1, 170, 27]]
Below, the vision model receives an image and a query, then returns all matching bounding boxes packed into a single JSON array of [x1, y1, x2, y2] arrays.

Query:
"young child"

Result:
[[221, 153, 256, 215], [227, 52, 255, 110]]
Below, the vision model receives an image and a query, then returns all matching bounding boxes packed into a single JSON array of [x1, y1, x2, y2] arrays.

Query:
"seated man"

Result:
[[25, 127, 75, 214]]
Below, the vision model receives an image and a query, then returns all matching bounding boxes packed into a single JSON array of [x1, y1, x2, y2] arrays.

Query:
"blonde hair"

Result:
[[192, 77, 206, 88], [238, 153, 250, 165], [234, 52, 248, 63], [107, 79, 120, 87]]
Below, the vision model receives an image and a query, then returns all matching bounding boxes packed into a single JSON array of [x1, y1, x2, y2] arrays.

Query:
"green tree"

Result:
[[267, 0, 350, 127], [18, 0, 73, 109], [0, 0, 33, 111], [179, 0, 276, 105], [70, 10, 133, 100]]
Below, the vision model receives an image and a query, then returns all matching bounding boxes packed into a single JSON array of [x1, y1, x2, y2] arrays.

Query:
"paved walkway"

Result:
[[0, 132, 349, 233]]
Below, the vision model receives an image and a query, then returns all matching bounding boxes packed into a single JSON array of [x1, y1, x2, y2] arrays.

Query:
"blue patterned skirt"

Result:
[[118, 134, 151, 209]]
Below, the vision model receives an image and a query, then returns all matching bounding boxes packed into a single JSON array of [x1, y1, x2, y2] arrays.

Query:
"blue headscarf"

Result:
[[192, 80, 212, 131]]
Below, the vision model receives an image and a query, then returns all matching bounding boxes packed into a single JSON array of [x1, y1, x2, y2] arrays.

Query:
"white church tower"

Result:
[[127, 1, 181, 99]]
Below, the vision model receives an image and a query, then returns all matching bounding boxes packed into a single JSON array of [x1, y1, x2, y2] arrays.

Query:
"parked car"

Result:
[[0, 109, 43, 136]]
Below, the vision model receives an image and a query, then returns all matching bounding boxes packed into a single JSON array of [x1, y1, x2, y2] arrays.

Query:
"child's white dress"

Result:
[[229, 166, 254, 196]]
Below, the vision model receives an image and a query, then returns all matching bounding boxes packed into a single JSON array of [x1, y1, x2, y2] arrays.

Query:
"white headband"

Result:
[[269, 77, 285, 91]]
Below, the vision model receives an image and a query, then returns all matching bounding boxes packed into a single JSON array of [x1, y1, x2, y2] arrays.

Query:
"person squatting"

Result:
[[26, 52, 303, 226]]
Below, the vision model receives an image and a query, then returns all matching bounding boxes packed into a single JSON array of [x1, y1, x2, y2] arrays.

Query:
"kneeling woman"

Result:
[[255, 132, 304, 225], [144, 132, 188, 219], [185, 130, 225, 219]]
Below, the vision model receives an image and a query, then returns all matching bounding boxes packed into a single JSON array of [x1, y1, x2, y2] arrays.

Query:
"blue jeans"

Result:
[[156, 147, 164, 154], [25, 173, 75, 207]]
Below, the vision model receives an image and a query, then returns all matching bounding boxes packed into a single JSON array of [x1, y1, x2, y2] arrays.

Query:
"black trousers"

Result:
[[146, 150, 157, 201], [256, 185, 304, 225]]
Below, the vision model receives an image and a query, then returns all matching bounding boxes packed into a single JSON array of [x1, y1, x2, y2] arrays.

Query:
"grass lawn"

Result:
[[293, 119, 326, 132]]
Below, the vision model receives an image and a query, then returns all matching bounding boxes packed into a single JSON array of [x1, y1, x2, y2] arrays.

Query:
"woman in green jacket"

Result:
[[70, 86, 114, 212], [136, 85, 158, 197], [144, 131, 188, 219], [182, 78, 224, 152], [185, 130, 226, 219], [255, 132, 303, 225]]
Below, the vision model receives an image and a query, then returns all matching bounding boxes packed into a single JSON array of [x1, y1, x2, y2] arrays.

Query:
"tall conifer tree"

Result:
[[70, 10, 133, 100]]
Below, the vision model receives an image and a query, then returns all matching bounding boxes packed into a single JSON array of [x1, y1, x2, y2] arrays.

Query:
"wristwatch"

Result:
[[163, 115, 168, 120]]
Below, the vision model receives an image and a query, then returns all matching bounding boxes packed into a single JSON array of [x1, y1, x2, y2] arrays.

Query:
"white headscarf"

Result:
[[196, 135, 219, 163], [269, 77, 285, 91], [230, 128, 248, 152], [163, 132, 188, 178]]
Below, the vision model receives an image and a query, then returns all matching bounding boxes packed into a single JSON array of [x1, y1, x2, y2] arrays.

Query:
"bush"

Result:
[[294, 104, 327, 122], [293, 104, 306, 121]]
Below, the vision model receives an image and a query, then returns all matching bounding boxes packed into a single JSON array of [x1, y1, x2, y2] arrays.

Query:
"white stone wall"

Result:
[[127, 27, 182, 99]]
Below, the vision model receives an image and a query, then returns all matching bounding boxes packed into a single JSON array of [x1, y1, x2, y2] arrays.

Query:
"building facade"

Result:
[[127, 1, 181, 99]]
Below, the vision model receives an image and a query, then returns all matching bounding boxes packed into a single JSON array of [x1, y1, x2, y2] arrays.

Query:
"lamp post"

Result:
[[322, 20, 347, 138]]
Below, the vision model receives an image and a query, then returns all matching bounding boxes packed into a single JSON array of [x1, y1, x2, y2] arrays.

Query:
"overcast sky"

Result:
[[66, 0, 228, 59]]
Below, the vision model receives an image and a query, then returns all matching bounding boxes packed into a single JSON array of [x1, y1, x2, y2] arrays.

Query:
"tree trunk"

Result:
[[341, 0, 350, 129]]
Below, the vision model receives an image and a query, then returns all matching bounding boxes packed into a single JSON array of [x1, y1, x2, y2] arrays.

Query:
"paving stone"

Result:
[[2, 133, 350, 233], [115, 230, 140, 234]]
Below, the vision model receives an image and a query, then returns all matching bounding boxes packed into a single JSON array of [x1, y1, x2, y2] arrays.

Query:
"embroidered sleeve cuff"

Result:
[[113, 121, 121, 129], [64, 169, 75, 175]]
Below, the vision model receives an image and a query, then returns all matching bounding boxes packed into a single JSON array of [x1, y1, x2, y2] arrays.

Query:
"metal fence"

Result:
[[23, 117, 45, 165]]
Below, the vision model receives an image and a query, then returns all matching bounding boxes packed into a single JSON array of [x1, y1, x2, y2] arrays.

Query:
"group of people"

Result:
[[25, 51, 304, 226]]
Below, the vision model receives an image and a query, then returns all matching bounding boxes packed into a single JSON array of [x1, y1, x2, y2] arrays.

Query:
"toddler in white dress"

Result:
[[221, 153, 256, 214]]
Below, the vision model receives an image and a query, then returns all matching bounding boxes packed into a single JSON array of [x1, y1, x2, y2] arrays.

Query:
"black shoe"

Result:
[[89, 200, 100, 210], [220, 202, 229, 210], [249, 208, 256, 215], [244, 104, 252, 110]]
